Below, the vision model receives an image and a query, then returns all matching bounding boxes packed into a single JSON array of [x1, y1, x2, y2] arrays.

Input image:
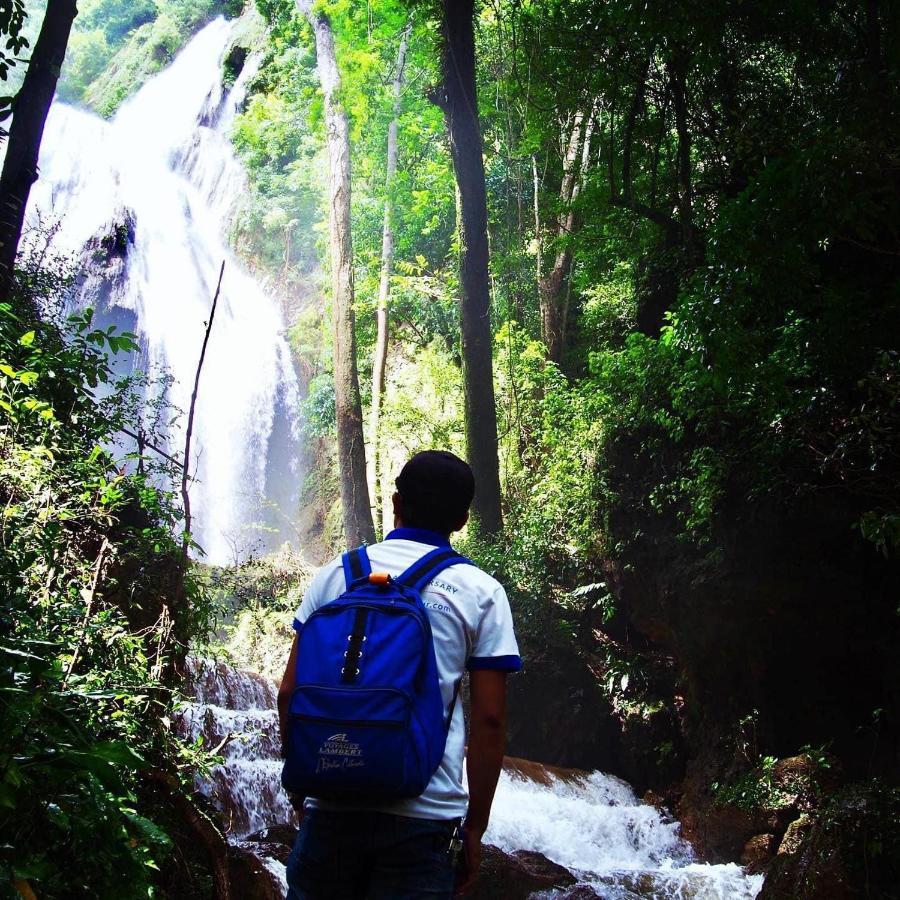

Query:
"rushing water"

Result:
[[27, 19, 301, 564], [181, 659, 763, 899]]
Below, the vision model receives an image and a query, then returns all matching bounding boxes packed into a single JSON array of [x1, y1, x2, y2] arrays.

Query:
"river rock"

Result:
[[503, 755, 589, 786], [553, 887, 604, 899], [775, 814, 810, 856], [243, 823, 299, 865], [740, 833, 778, 874], [759, 783, 900, 899], [228, 841, 286, 900], [468, 845, 576, 898]]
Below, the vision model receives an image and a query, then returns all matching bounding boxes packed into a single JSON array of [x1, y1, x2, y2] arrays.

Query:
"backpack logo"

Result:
[[319, 733, 362, 756], [317, 733, 364, 773]]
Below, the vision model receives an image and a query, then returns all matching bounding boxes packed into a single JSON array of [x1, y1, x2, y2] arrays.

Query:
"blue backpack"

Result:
[[281, 544, 472, 801]]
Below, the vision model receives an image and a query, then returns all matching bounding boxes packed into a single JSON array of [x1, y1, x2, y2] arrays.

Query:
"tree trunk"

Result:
[[667, 51, 697, 256], [559, 109, 595, 345], [296, 0, 375, 548], [0, 0, 78, 299], [369, 21, 410, 538], [532, 154, 543, 284], [539, 109, 594, 364], [437, 0, 503, 536]]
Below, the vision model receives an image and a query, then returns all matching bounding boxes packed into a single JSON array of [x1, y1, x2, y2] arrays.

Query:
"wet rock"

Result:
[[740, 833, 778, 875], [247, 823, 300, 847], [678, 749, 837, 861], [244, 823, 299, 864], [503, 755, 589, 787], [90, 209, 136, 262], [616, 701, 685, 792], [677, 788, 760, 863], [775, 814, 810, 856], [228, 841, 285, 900], [178, 658, 297, 837], [78, 209, 137, 299], [505, 644, 619, 774], [554, 886, 603, 899], [759, 783, 900, 899], [224, 45, 248, 84], [468, 845, 576, 899]]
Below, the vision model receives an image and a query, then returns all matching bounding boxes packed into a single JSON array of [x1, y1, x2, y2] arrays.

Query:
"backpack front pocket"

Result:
[[282, 685, 425, 800]]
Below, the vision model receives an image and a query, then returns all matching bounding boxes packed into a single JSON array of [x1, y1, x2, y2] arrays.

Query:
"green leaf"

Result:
[[87, 742, 147, 769]]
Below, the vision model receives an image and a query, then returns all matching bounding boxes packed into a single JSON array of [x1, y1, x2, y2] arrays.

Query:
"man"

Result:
[[278, 450, 521, 899]]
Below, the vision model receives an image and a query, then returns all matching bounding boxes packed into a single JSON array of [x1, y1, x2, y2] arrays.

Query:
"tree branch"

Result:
[[181, 261, 224, 562]]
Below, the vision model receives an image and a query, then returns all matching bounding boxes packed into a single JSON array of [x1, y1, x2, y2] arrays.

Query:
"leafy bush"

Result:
[[207, 546, 314, 679], [0, 257, 214, 895]]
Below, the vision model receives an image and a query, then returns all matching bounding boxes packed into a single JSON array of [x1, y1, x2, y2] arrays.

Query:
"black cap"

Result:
[[395, 450, 475, 534]]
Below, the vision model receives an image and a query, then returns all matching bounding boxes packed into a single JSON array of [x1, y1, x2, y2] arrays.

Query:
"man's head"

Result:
[[392, 450, 475, 535]]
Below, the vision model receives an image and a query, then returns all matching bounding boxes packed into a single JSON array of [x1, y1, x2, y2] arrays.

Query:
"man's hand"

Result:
[[454, 825, 483, 895]]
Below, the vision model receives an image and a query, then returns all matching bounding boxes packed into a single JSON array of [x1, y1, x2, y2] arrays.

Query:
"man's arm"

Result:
[[277, 633, 300, 754], [458, 669, 508, 895]]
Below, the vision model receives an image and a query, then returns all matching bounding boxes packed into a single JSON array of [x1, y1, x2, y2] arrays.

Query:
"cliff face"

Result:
[[612, 490, 899, 785]]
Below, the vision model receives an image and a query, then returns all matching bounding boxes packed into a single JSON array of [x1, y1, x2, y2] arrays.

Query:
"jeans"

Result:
[[286, 808, 459, 900]]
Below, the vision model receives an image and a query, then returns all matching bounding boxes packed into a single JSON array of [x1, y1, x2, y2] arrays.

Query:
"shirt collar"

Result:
[[385, 526, 452, 548]]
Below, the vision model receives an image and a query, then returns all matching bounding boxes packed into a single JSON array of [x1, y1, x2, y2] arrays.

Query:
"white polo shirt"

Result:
[[292, 527, 521, 821]]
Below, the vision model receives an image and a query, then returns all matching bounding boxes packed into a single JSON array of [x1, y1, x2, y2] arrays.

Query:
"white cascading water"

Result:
[[182, 659, 763, 899], [27, 19, 301, 564], [487, 772, 763, 899]]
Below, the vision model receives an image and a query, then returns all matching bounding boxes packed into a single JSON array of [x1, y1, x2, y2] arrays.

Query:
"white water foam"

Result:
[[179, 659, 297, 838], [487, 770, 763, 899], [28, 19, 301, 563]]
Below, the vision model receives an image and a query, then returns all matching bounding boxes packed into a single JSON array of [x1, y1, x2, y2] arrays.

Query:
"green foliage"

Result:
[[81, 0, 156, 42], [712, 721, 834, 814], [815, 781, 900, 882], [301, 372, 336, 437], [206, 546, 313, 678], [59, 0, 243, 112], [0, 254, 216, 895], [0, 0, 27, 83], [230, 39, 323, 279], [713, 755, 789, 812], [381, 340, 463, 458]]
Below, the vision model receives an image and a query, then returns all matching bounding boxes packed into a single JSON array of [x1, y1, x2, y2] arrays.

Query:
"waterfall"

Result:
[[27, 18, 301, 564], [180, 658, 297, 838], [182, 659, 763, 899]]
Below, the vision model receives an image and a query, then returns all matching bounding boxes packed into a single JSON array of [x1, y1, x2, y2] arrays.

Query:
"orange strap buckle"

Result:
[[368, 572, 391, 586]]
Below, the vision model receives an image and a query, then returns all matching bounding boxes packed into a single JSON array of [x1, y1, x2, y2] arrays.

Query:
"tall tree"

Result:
[[538, 108, 595, 363], [296, 0, 375, 547], [434, 0, 503, 536], [369, 19, 411, 538], [0, 0, 78, 299]]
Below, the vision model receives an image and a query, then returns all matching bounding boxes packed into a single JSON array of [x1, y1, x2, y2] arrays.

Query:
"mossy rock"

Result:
[[759, 782, 900, 899]]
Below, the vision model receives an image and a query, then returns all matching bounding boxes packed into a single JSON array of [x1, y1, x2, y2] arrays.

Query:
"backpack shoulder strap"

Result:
[[341, 545, 372, 589], [396, 546, 473, 593]]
